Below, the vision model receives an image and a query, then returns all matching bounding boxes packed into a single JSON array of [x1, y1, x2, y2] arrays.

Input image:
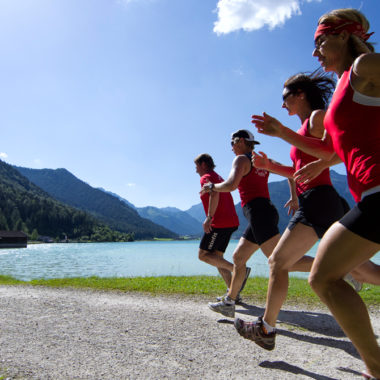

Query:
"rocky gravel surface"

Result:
[[0, 285, 377, 379]]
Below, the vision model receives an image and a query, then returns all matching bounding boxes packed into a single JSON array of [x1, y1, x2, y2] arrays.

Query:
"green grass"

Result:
[[1, 275, 380, 306]]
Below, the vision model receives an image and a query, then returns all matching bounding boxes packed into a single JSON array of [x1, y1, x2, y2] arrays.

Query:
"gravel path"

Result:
[[0, 285, 377, 379]]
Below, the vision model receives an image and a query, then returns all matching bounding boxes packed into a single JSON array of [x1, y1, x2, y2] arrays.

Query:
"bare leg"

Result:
[[309, 222, 380, 378], [263, 225, 318, 327], [228, 238, 259, 300], [350, 260, 380, 285], [259, 233, 281, 259], [199, 249, 233, 287], [260, 230, 315, 272]]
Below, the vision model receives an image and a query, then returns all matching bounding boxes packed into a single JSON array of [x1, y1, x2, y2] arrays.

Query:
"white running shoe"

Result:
[[344, 273, 363, 292]]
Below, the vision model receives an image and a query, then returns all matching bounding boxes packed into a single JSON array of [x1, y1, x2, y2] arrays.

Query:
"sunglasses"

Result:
[[231, 137, 240, 147], [282, 91, 294, 102]]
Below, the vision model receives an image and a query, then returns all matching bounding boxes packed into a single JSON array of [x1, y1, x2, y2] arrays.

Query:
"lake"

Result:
[[0, 240, 379, 281]]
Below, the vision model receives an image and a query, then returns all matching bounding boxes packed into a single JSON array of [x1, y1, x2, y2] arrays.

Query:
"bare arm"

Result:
[[294, 154, 342, 183], [285, 178, 299, 216], [251, 151, 295, 178], [252, 112, 335, 160], [308, 109, 326, 138], [352, 53, 380, 97], [213, 155, 250, 193], [203, 191, 220, 233]]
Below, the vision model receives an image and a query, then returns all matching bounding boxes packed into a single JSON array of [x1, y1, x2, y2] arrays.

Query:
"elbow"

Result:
[[321, 151, 335, 161]]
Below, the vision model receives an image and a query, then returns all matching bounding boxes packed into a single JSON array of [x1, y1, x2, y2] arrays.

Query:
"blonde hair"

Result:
[[318, 8, 374, 56]]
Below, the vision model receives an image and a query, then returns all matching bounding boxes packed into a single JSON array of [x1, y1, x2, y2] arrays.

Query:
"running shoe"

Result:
[[208, 296, 235, 318], [238, 266, 251, 294], [344, 273, 363, 292], [234, 316, 276, 351], [216, 292, 243, 304]]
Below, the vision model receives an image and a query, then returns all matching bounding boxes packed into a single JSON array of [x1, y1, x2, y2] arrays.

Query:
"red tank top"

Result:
[[290, 118, 332, 196], [324, 67, 380, 202], [200, 170, 239, 228], [237, 153, 270, 207]]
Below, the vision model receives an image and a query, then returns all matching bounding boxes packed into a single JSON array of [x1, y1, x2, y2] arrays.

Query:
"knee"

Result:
[[198, 250, 208, 262], [268, 253, 288, 276], [232, 252, 246, 268], [308, 270, 329, 296]]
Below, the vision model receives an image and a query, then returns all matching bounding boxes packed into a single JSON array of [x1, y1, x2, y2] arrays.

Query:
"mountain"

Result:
[[99, 189, 203, 237], [137, 206, 202, 237], [0, 160, 127, 241], [15, 167, 177, 240], [185, 203, 205, 223], [98, 188, 136, 209]]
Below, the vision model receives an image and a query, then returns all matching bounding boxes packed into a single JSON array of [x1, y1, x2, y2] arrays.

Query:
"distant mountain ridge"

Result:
[[0, 160, 115, 240], [14, 165, 353, 240], [109, 169, 354, 238], [15, 166, 177, 240], [137, 206, 202, 237], [100, 189, 202, 237]]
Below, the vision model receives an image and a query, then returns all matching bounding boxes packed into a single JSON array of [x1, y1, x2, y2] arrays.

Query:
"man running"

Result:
[[195, 153, 239, 292]]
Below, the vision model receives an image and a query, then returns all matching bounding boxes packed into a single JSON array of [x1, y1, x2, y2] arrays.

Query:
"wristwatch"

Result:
[[206, 183, 215, 192]]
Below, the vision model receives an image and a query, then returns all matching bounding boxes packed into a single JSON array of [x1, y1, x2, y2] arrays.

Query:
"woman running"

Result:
[[251, 8, 380, 378], [234, 70, 362, 351]]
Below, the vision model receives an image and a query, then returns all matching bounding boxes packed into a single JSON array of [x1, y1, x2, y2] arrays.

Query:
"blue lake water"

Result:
[[0, 240, 379, 281]]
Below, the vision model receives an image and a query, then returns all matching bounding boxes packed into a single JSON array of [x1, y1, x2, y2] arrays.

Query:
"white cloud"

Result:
[[0, 152, 8, 159], [127, 183, 136, 187], [213, 0, 317, 35]]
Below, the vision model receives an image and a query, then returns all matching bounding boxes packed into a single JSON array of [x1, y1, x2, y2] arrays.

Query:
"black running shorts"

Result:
[[242, 197, 279, 245], [199, 226, 238, 252], [340, 192, 380, 244], [288, 185, 348, 239]]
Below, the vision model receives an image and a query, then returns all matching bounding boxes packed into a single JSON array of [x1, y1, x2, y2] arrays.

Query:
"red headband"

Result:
[[314, 19, 374, 42]]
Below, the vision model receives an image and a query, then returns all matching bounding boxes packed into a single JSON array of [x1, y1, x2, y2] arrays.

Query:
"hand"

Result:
[[251, 151, 270, 169], [252, 112, 283, 137], [203, 217, 212, 233], [284, 198, 299, 216], [294, 160, 324, 184], [200, 182, 214, 195]]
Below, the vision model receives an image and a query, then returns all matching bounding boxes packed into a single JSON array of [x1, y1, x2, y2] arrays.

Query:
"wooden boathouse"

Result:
[[0, 231, 27, 248]]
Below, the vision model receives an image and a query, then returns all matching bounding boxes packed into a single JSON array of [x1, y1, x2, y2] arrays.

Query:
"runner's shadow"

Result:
[[278, 329, 360, 359], [236, 302, 345, 337], [259, 360, 338, 380]]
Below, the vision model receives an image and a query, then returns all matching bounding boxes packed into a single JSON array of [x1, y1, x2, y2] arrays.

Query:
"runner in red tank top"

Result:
[[235, 71, 364, 350], [194, 154, 238, 293], [250, 9, 380, 378], [202, 130, 312, 318]]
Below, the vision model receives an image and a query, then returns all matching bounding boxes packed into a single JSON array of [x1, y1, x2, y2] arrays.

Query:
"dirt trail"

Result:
[[0, 286, 376, 379]]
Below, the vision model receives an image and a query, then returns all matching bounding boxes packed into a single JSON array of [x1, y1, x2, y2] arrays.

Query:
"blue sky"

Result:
[[1, 0, 379, 210]]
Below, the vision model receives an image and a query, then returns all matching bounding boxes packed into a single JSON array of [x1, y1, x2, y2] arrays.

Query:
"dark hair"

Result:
[[194, 153, 215, 170], [284, 69, 336, 110]]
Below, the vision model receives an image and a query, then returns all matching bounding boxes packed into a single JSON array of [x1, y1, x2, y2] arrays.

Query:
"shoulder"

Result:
[[233, 154, 250, 167], [309, 110, 326, 138], [352, 53, 380, 95]]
